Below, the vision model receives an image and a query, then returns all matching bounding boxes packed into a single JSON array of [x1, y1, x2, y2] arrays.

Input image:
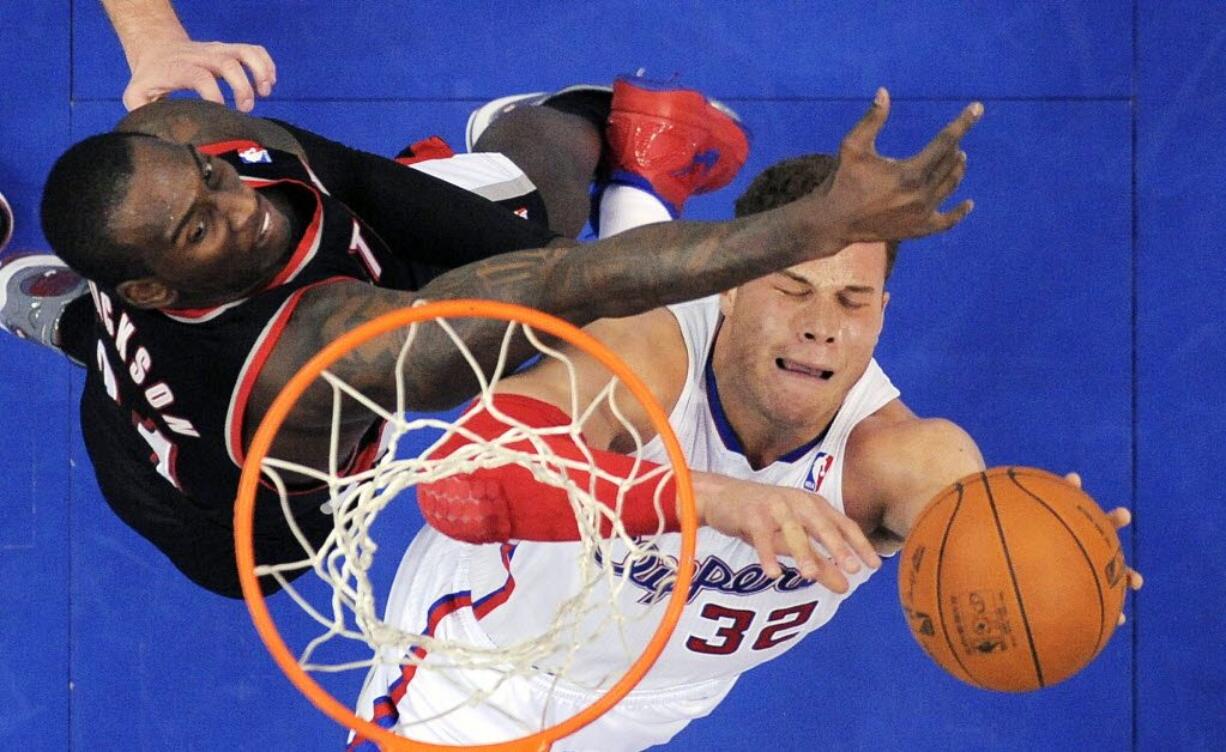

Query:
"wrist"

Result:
[[678, 489, 704, 529], [124, 24, 191, 68], [782, 196, 851, 262], [104, 0, 191, 68], [689, 471, 724, 527]]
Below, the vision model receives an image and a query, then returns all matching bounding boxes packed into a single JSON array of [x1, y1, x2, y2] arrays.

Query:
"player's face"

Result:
[[716, 242, 889, 432], [108, 138, 293, 307]]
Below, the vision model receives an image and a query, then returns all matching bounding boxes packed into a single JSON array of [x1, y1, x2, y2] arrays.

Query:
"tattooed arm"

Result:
[[253, 93, 983, 469], [254, 223, 802, 470]]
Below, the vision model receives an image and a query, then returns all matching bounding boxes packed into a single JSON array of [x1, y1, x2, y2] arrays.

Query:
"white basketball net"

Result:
[[250, 309, 683, 741]]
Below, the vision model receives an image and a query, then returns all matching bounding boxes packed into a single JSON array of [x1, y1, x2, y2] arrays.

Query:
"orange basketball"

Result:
[[897, 467, 1128, 692]]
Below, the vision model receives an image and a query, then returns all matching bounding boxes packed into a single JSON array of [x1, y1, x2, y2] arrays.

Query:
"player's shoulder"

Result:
[[849, 404, 979, 478], [578, 308, 690, 440], [584, 307, 687, 383], [260, 280, 410, 382], [844, 401, 982, 521]]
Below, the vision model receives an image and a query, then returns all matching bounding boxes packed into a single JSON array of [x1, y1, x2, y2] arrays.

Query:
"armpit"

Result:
[[869, 528, 904, 557]]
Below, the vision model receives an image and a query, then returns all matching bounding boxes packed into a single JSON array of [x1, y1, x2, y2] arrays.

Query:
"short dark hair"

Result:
[[734, 153, 899, 280], [41, 131, 158, 288]]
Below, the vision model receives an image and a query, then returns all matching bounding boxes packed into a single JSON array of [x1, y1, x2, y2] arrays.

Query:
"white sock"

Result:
[[597, 184, 673, 238]]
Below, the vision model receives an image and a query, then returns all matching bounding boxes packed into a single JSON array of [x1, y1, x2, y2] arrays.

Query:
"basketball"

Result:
[[898, 467, 1128, 692]]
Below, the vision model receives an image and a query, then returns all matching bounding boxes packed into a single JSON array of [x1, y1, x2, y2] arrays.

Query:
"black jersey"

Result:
[[78, 139, 535, 594]]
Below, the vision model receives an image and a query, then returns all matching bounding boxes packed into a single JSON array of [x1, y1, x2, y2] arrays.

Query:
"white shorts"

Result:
[[409, 151, 545, 226], [352, 528, 737, 752], [409, 152, 537, 206]]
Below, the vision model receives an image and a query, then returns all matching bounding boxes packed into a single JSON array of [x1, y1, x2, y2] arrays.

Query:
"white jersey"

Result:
[[631, 296, 898, 677], [358, 295, 900, 750]]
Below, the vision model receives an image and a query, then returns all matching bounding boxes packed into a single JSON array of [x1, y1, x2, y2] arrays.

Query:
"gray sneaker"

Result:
[[464, 84, 613, 151], [0, 253, 89, 354]]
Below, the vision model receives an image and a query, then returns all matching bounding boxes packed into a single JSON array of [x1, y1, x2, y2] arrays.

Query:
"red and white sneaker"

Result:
[[605, 76, 750, 216]]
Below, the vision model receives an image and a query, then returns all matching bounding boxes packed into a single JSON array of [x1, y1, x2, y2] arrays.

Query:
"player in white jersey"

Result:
[[345, 153, 918, 748], [353, 150, 1141, 751]]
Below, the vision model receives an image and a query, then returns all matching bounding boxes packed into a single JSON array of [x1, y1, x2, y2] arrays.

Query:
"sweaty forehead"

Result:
[[107, 139, 198, 244], [784, 241, 888, 288]]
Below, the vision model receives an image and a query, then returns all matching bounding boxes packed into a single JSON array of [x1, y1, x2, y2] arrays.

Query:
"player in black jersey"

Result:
[[34, 89, 980, 597]]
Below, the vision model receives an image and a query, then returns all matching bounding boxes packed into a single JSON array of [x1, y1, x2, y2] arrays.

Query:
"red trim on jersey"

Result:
[[161, 179, 325, 323], [225, 276, 350, 467], [345, 430, 385, 477], [471, 544, 517, 618], [264, 189, 324, 288], [160, 296, 247, 324], [197, 140, 264, 156], [348, 543, 518, 750], [417, 394, 681, 544]]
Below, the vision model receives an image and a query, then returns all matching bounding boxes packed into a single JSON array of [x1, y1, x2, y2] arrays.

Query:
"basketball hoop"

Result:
[[235, 299, 697, 751]]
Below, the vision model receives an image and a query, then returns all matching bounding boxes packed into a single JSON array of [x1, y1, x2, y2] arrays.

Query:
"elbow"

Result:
[[418, 474, 513, 545]]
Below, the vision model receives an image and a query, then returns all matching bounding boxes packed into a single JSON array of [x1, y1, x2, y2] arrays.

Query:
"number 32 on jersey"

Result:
[[686, 601, 819, 655]]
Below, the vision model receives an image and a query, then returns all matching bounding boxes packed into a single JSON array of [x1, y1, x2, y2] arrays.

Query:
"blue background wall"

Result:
[[0, 1, 1222, 749]]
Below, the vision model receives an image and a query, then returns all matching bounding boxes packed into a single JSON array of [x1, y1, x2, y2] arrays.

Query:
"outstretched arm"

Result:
[[102, 0, 276, 112], [854, 416, 1142, 622], [853, 414, 988, 550], [258, 93, 984, 467]]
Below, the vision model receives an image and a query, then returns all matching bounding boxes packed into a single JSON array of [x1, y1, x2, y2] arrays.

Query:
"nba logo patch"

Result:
[[238, 146, 272, 164], [804, 452, 835, 492]]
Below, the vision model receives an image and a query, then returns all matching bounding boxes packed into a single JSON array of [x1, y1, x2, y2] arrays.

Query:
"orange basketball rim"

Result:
[[234, 299, 699, 752]]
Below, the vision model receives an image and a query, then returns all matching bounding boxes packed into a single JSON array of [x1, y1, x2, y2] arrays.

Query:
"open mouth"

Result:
[[776, 357, 834, 381]]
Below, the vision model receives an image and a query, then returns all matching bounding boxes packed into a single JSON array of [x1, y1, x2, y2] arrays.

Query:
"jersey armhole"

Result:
[[223, 276, 352, 470], [662, 298, 718, 424]]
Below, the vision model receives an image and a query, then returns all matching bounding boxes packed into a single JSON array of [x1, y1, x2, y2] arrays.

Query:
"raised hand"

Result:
[[820, 88, 982, 245], [693, 471, 882, 594], [124, 38, 277, 112]]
